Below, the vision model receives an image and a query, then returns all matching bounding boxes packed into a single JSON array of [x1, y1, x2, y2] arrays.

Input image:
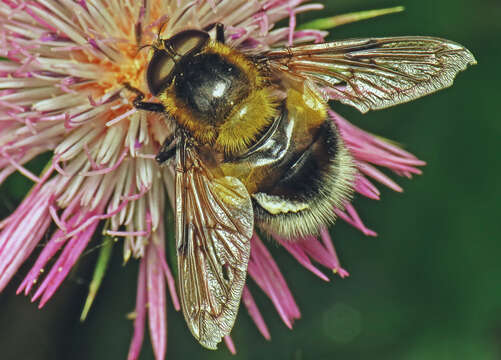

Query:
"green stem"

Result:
[[80, 234, 114, 322], [298, 6, 405, 30]]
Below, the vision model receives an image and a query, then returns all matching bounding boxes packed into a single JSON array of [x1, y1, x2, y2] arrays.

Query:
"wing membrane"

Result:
[[175, 136, 253, 349], [265, 37, 476, 113]]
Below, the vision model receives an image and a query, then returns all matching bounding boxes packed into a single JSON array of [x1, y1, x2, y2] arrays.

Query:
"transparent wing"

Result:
[[175, 136, 253, 349], [265, 36, 476, 113]]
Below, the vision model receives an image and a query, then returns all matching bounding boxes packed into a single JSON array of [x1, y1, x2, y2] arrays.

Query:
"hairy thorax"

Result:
[[159, 42, 277, 155]]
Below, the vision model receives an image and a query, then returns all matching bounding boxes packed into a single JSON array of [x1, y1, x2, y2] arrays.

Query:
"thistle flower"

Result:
[[0, 1, 474, 359]]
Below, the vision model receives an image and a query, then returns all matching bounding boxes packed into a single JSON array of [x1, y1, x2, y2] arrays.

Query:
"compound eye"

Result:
[[146, 49, 176, 96], [166, 30, 209, 58], [146, 30, 209, 96]]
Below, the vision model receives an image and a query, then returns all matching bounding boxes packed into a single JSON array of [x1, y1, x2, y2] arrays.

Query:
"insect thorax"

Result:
[[174, 53, 250, 124], [159, 43, 277, 155]]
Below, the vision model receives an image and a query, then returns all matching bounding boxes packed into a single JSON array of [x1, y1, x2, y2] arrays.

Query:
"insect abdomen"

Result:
[[221, 88, 355, 238], [252, 119, 354, 238]]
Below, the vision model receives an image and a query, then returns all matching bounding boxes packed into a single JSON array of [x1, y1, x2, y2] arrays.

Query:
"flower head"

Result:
[[0, 1, 474, 359]]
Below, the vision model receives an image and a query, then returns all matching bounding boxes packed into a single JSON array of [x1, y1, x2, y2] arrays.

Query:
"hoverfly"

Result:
[[125, 23, 475, 349]]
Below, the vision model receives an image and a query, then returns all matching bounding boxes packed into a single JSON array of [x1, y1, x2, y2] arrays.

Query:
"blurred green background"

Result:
[[0, 0, 500, 359]]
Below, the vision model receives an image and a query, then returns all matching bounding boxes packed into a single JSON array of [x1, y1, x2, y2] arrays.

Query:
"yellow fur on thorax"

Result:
[[158, 41, 277, 155], [217, 87, 277, 154]]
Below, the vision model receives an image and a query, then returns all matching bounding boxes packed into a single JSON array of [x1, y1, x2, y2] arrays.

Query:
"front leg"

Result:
[[156, 132, 177, 164], [204, 23, 225, 44], [123, 83, 166, 113], [215, 23, 225, 43]]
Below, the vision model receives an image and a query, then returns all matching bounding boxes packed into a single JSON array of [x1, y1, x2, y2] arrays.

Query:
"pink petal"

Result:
[[242, 286, 271, 340], [18, 198, 84, 295], [0, 183, 54, 291], [224, 336, 236, 355], [354, 174, 381, 200], [357, 162, 403, 193], [248, 234, 300, 329], [33, 212, 102, 307], [276, 236, 330, 281], [332, 110, 425, 180], [146, 237, 167, 360], [127, 258, 147, 360], [334, 203, 378, 238], [154, 243, 180, 311], [319, 228, 350, 278], [300, 236, 345, 274]]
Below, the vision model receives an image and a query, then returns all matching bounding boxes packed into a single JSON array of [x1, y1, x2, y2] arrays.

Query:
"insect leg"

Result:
[[215, 23, 225, 43], [123, 83, 166, 113], [156, 132, 176, 164], [204, 23, 225, 43]]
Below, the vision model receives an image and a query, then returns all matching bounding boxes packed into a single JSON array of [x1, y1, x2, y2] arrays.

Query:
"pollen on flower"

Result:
[[95, 44, 148, 96]]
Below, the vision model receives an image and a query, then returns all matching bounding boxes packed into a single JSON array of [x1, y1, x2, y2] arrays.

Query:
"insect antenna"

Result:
[[156, 21, 168, 40], [135, 43, 152, 57]]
